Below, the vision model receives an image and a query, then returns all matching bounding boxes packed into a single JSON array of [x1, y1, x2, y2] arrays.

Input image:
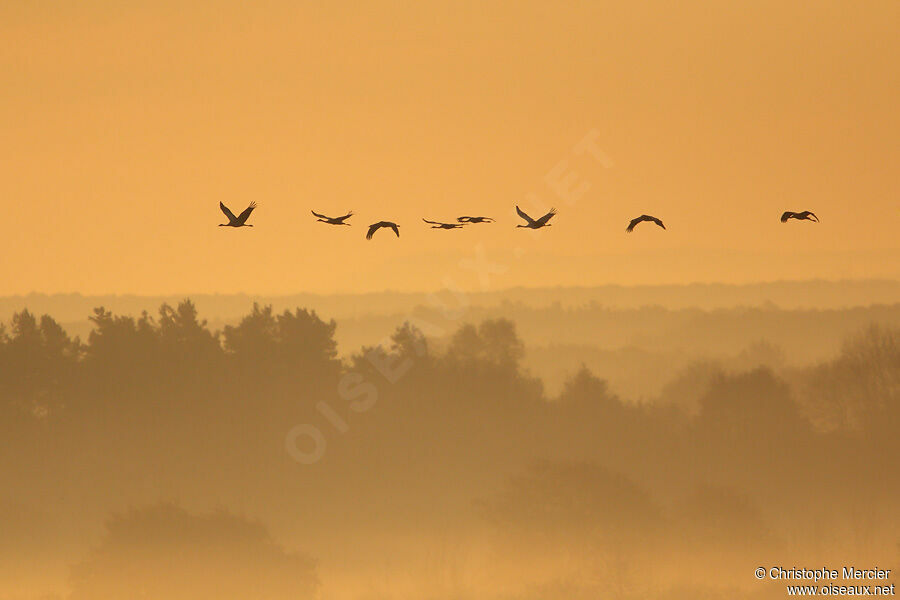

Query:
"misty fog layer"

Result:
[[1, 290, 897, 599]]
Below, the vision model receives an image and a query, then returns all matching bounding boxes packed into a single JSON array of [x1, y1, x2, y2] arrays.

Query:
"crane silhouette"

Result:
[[781, 210, 819, 223], [423, 219, 464, 230], [515, 206, 556, 229], [457, 216, 495, 223], [366, 221, 400, 240], [312, 210, 353, 225], [626, 214, 665, 232], [219, 202, 257, 227]]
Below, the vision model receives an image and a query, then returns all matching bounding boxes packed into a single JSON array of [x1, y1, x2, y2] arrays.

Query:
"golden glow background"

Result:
[[1, 0, 897, 295]]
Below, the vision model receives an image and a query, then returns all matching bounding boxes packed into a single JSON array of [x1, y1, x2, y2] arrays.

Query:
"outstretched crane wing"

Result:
[[627, 214, 665, 232], [235, 202, 257, 225], [220, 202, 238, 223], [515, 205, 535, 224], [534, 208, 557, 227]]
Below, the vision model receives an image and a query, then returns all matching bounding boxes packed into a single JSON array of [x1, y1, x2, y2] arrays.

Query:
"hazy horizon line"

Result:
[[3, 276, 899, 300]]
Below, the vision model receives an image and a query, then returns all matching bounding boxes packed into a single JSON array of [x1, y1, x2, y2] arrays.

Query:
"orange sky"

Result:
[[1, 0, 897, 295]]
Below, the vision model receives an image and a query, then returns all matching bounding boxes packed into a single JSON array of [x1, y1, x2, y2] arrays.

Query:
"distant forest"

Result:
[[0, 300, 900, 598], [1, 298, 898, 599], [3, 282, 900, 400]]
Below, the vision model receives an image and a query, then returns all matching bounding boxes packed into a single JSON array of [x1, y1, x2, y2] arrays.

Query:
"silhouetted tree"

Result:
[[222, 303, 339, 379], [478, 319, 525, 368], [69, 504, 317, 600], [275, 307, 339, 367], [222, 303, 278, 359], [804, 325, 899, 437], [85, 308, 158, 370], [390, 321, 429, 362], [157, 300, 221, 367], [446, 323, 482, 362], [558, 365, 618, 409], [0, 310, 79, 418], [698, 367, 809, 440], [347, 322, 427, 386], [694, 368, 815, 495], [657, 361, 725, 417], [446, 319, 524, 371]]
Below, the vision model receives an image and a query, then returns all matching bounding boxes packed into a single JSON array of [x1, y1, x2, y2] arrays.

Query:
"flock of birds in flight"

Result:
[[218, 202, 819, 239]]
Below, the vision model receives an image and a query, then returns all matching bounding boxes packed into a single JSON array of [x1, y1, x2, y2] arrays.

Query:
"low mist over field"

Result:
[[1, 280, 898, 599]]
